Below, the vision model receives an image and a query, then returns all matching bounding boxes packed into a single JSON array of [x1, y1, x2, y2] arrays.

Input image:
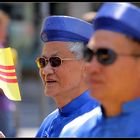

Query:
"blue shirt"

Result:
[[60, 105, 102, 138], [35, 90, 99, 138], [60, 98, 140, 138]]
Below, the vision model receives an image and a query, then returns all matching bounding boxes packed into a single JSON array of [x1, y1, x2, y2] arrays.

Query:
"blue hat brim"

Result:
[[94, 2, 140, 41]]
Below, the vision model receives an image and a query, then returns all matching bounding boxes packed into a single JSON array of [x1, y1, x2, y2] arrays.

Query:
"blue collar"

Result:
[[59, 90, 93, 117], [122, 97, 140, 113], [101, 98, 140, 119]]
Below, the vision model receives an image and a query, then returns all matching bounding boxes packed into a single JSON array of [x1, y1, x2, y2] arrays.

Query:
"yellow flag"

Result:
[[0, 47, 21, 101]]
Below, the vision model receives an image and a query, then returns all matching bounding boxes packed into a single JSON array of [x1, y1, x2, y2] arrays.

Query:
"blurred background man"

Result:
[[82, 11, 96, 23], [0, 9, 18, 137]]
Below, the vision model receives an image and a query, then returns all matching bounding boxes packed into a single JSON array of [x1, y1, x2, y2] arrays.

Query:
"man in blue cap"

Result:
[[60, 2, 140, 137], [35, 15, 100, 138]]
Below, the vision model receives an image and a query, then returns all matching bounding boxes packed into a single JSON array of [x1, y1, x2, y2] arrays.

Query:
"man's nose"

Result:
[[86, 57, 102, 75], [42, 62, 55, 75]]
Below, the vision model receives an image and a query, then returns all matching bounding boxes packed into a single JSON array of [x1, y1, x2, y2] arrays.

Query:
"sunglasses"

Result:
[[83, 47, 140, 65], [35, 56, 76, 68]]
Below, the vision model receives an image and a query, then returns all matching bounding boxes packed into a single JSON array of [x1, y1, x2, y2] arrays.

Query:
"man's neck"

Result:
[[54, 87, 88, 108], [101, 101, 122, 117]]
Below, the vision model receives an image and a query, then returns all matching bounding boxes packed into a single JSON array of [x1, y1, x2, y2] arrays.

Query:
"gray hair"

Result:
[[67, 42, 85, 60]]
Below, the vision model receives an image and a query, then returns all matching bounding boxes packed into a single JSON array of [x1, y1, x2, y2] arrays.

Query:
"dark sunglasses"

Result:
[[35, 56, 76, 68], [83, 47, 140, 65]]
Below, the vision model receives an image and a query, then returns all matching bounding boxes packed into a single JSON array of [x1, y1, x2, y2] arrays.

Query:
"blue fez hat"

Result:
[[40, 16, 94, 44], [93, 2, 140, 41]]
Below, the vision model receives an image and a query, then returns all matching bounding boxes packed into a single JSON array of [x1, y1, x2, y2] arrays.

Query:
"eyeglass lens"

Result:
[[83, 47, 117, 65], [36, 56, 62, 68]]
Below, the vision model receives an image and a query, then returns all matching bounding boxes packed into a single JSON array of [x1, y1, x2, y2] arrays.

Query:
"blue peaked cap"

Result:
[[40, 16, 94, 44], [93, 2, 140, 41]]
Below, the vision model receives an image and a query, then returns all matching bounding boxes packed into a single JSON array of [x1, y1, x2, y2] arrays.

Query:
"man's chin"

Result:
[[44, 89, 58, 97]]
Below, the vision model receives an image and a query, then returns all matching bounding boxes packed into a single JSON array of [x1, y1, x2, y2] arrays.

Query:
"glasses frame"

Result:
[[35, 56, 76, 68], [83, 47, 140, 65]]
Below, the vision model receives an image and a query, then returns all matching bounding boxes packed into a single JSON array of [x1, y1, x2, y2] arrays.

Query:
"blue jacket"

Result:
[[60, 98, 140, 138], [35, 90, 99, 138]]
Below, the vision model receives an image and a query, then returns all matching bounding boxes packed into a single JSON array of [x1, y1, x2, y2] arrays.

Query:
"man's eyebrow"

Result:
[[42, 51, 59, 58], [52, 51, 59, 56]]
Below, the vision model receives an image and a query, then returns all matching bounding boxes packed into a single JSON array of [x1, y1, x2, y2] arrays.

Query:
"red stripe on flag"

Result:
[[0, 76, 17, 83], [0, 65, 15, 70], [0, 71, 16, 76]]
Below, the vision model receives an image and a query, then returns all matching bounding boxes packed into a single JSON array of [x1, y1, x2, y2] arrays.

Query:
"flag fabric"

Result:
[[0, 47, 21, 101]]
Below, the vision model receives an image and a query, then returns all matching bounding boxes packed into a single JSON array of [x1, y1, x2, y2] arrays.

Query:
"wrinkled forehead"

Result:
[[42, 41, 74, 56], [43, 41, 72, 49]]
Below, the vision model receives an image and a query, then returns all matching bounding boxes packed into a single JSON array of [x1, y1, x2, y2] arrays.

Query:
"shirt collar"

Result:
[[122, 97, 140, 113], [101, 98, 140, 119], [59, 90, 93, 117]]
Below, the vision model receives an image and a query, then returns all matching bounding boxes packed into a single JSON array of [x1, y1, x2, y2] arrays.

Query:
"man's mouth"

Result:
[[45, 80, 57, 86], [47, 80, 57, 83]]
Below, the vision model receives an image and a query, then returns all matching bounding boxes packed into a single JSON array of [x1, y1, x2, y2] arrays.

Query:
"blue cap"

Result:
[[93, 2, 140, 41], [40, 16, 94, 44]]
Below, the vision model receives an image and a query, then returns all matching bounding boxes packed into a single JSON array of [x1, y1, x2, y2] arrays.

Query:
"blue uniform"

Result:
[[90, 98, 140, 138], [35, 90, 99, 138], [60, 2, 140, 138], [60, 98, 140, 137]]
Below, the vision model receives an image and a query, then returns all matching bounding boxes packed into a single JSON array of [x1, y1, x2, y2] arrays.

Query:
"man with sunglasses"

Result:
[[60, 2, 140, 138], [35, 15, 100, 138]]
